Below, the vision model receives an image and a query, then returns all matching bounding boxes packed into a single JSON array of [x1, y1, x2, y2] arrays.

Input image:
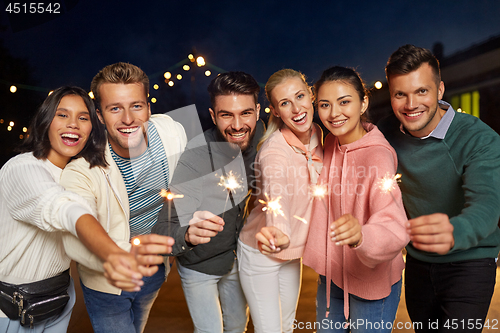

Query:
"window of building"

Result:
[[450, 91, 480, 118]]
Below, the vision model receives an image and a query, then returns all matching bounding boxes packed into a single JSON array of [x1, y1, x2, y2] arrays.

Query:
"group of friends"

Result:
[[0, 43, 499, 333]]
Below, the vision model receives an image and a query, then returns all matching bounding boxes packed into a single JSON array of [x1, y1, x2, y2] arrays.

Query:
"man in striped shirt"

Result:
[[60, 62, 187, 333]]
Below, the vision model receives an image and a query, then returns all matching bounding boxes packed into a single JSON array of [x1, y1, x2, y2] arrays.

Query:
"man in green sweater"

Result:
[[378, 44, 500, 332]]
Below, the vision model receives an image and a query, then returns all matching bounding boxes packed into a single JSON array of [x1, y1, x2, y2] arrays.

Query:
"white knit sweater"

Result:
[[0, 153, 93, 317]]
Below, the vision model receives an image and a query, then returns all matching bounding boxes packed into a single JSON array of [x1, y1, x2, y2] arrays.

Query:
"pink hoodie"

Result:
[[302, 123, 409, 319]]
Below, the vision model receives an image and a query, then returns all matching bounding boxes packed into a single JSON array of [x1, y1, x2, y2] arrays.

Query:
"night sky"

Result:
[[1, 0, 500, 114]]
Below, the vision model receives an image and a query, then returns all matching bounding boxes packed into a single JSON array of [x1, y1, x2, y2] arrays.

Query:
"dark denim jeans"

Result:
[[80, 264, 166, 333], [405, 255, 497, 333], [316, 275, 402, 333]]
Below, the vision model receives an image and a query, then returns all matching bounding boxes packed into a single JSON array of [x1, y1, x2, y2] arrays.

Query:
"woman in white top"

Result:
[[0, 86, 170, 333], [238, 69, 323, 333]]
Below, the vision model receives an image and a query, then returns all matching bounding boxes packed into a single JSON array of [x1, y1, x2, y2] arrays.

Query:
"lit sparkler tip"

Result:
[[260, 193, 285, 218], [311, 184, 328, 198], [160, 189, 184, 200], [378, 173, 402, 194], [132, 238, 141, 246], [218, 170, 243, 193]]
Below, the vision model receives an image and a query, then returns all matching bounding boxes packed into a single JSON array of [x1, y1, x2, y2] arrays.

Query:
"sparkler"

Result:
[[310, 183, 328, 212], [293, 215, 308, 224], [160, 189, 184, 236], [377, 173, 402, 206], [259, 193, 285, 218], [259, 193, 285, 251], [130, 237, 141, 256], [217, 171, 243, 219]]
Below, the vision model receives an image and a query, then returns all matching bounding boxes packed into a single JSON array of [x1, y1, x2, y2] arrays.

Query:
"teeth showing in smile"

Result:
[[119, 127, 139, 133], [293, 113, 306, 122], [405, 112, 423, 118], [332, 120, 347, 126], [230, 132, 246, 138], [61, 133, 79, 139]]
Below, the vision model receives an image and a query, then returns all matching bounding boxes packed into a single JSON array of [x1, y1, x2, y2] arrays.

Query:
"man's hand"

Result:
[[185, 211, 224, 245], [407, 213, 454, 255], [256, 226, 290, 255], [103, 234, 174, 291], [330, 213, 362, 247]]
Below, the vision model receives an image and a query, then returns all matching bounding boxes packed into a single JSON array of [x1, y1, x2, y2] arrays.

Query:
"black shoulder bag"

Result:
[[0, 269, 70, 328]]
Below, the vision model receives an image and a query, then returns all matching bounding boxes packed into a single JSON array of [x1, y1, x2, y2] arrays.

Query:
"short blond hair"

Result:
[[91, 62, 149, 110]]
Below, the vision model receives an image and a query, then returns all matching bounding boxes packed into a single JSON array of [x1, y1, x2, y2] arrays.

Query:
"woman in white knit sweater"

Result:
[[0, 87, 169, 332]]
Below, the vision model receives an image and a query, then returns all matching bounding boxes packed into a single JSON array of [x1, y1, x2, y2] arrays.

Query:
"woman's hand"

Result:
[[256, 226, 290, 255], [103, 234, 174, 291], [330, 213, 362, 247]]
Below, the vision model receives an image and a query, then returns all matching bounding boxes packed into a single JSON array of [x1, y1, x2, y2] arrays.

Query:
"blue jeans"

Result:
[[405, 255, 496, 333], [0, 278, 75, 333], [316, 275, 402, 333], [81, 264, 166, 333], [176, 260, 248, 333]]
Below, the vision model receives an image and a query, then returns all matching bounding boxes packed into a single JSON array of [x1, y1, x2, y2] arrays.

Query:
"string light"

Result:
[[0, 53, 243, 96], [196, 56, 205, 67]]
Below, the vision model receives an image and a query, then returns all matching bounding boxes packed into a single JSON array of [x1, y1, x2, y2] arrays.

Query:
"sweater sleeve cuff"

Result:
[[63, 202, 94, 237]]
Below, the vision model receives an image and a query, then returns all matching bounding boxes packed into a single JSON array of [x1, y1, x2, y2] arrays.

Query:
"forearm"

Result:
[[75, 214, 127, 262]]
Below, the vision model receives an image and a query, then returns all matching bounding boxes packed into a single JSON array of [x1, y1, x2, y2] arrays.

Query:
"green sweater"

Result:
[[379, 111, 500, 263]]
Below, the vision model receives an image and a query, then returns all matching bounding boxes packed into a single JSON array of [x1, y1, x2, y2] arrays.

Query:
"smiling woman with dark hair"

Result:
[[0, 86, 151, 332]]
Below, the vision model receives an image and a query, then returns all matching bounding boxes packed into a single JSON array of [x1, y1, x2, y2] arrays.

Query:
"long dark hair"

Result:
[[16, 86, 107, 168]]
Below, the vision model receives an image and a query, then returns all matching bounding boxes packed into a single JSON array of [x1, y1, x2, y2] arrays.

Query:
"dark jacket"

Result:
[[152, 121, 264, 275]]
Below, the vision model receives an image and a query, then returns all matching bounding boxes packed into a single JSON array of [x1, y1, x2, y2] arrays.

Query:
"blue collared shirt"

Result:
[[399, 100, 455, 140]]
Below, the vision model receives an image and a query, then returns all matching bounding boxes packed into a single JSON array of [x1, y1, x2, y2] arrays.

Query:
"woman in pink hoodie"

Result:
[[302, 66, 409, 332]]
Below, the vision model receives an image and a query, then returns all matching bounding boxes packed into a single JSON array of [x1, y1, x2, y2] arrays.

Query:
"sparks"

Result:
[[132, 238, 140, 246], [218, 170, 243, 194], [378, 173, 402, 194], [160, 189, 184, 200], [259, 193, 285, 218], [310, 183, 328, 199], [293, 215, 308, 224]]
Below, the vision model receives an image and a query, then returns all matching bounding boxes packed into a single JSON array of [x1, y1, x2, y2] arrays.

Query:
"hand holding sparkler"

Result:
[[256, 226, 290, 255], [330, 213, 362, 247], [103, 234, 174, 291], [185, 210, 225, 246], [406, 213, 454, 255]]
